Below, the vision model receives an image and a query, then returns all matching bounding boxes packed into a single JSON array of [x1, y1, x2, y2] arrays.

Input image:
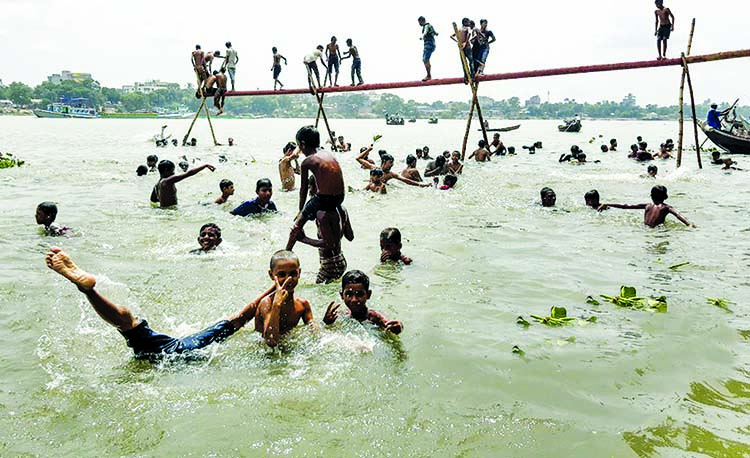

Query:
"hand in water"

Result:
[[323, 302, 340, 325], [384, 320, 403, 334]]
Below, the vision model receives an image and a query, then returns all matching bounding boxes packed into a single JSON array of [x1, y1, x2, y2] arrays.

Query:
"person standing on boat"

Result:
[[418, 16, 438, 82], [707, 104, 731, 130], [223, 42, 239, 91], [654, 0, 674, 60]]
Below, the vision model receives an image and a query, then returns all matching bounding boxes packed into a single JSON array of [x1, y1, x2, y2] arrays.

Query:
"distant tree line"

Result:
[[0, 79, 746, 120]]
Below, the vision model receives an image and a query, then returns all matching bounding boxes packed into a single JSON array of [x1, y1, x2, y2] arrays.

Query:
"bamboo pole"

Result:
[[182, 97, 207, 145], [203, 99, 219, 146], [306, 66, 338, 151], [461, 99, 476, 161], [676, 19, 696, 168], [682, 53, 702, 168]]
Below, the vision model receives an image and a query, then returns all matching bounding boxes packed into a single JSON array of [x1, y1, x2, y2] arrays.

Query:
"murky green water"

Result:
[[1, 116, 749, 457]]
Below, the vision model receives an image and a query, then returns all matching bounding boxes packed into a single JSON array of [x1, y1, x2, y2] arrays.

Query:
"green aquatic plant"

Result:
[[600, 286, 667, 312], [372, 134, 383, 143], [519, 306, 598, 328], [706, 297, 733, 313], [0, 153, 24, 169], [585, 296, 601, 306]]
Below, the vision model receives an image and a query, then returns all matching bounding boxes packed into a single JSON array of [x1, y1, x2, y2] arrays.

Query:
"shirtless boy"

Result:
[[489, 133, 506, 155], [325, 37, 342, 87], [356, 147, 431, 188], [215, 179, 234, 204], [192, 45, 207, 82], [468, 140, 491, 162], [448, 151, 463, 174], [271, 47, 288, 90], [401, 154, 423, 182], [214, 68, 228, 115], [286, 126, 346, 251], [279, 142, 300, 191], [451, 18, 474, 81], [598, 185, 695, 228], [190, 223, 223, 254], [295, 206, 354, 284], [150, 160, 215, 208], [341, 38, 364, 86], [36, 201, 71, 236], [365, 168, 388, 194], [324, 270, 403, 335], [654, 0, 675, 60], [380, 227, 413, 264], [43, 248, 320, 358]]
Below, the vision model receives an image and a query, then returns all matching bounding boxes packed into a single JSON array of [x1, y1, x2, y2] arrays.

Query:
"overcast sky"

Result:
[[2, 0, 748, 106]]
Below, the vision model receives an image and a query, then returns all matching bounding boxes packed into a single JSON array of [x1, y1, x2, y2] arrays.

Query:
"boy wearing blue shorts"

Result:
[[418, 16, 438, 81]]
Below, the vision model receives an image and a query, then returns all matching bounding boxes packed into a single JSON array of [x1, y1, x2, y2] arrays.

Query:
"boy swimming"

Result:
[[584, 190, 601, 209], [540, 187, 556, 207], [35, 201, 71, 236], [230, 178, 278, 216], [323, 270, 402, 335], [214, 179, 234, 204], [598, 185, 695, 228], [365, 168, 387, 194], [279, 142, 300, 191], [150, 160, 215, 208], [356, 147, 431, 188], [190, 223, 223, 254], [380, 227, 413, 265], [43, 248, 316, 358]]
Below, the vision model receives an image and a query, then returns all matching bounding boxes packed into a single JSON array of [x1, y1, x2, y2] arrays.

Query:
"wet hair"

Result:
[[214, 50, 221, 57], [584, 189, 599, 201], [146, 154, 158, 164], [540, 187, 555, 198], [219, 179, 233, 191], [331, 36, 337, 42], [157, 159, 175, 175], [212, 70, 218, 75], [283, 141, 297, 153], [600, 145, 608, 152], [269, 249, 300, 270], [370, 168, 384, 178], [272, 46, 277, 53], [648, 164, 658, 173], [256, 178, 272, 192], [480, 19, 487, 25], [199, 223, 221, 237], [178, 161, 190, 172], [435, 155, 446, 167], [406, 154, 417, 166], [610, 138, 617, 145], [379, 151, 394, 165], [444, 175, 458, 187], [478, 139, 487, 148], [296, 125, 320, 149], [630, 144, 639, 151], [651, 185, 668, 202], [639, 142, 648, 150], [712, 151, 721, 158], [136, 165, 148, 176], [360, 146, 369, 153], [196, 45, 201, 50], [226, 41, 232, 47], [380, 227, 401, 244], [508, 146, 516, 154], [37, 201, 58, 218], [570, 145, 581, 154], [342, 269, 370, 290]]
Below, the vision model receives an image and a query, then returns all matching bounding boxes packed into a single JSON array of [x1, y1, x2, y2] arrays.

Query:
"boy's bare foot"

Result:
[[45, 247, 96, 290], [422, 76, 432, 82]]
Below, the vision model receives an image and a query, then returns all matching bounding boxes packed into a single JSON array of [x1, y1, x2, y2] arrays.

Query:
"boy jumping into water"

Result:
[[286, 126, 346, 251], [341, 38, 364, 86], [654, 0, 674, 60], [598, 185, 695, 228], [150, 160, 215, 208], [44, 248, 322, 357], [271, 47, 288, 90], [324, 270, 403, 334]]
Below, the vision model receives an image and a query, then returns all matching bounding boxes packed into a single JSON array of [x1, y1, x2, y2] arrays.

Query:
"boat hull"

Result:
[[700, 121, 750, 154], [33, 109, 96, 119], [558, 120, 582, 132], [478, 124, 521, 132]]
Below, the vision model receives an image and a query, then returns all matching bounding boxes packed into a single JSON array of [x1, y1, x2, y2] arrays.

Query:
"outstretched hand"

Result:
[[323, 301, 340, 325], [205, 164, 216, 172], [384, 320, 403, 334]]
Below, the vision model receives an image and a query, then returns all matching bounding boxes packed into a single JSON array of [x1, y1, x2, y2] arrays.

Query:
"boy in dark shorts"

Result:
[[326, 36, 342, 87], [271, 47, 288, 90], [418, 16, 438, 81], [598, 185, 695, 228], [150, 160, 215, 208], [286, 126, 346, 251], [341, 38, 364, 86], [190, 223, 223, 254], [215, 179, 234, 204], [36, 201, 71, 236], [230, 178, 278, 216], [380, 227, 412, 265], [43, 247, 318, 359], [654, 0, 675, 60], [323, 270, 403, 335]]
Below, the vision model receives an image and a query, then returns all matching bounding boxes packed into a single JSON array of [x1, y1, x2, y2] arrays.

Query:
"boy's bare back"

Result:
[[302, 151, 345, 196]]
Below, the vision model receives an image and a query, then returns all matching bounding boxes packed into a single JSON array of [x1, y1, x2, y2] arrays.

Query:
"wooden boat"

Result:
[[558, 119, 582, 132], [699, 121, 750, 154], [385, 113, 404, 125], [408, 118, 416, 123], [477, 124, 521, 132]]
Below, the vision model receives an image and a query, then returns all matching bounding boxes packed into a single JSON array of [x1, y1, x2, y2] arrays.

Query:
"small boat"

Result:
[[408, 118, 416, 123], [478, 124, 521, 132], [558, 118, 582, 132], [428, 117, 438, 124], [33, 98, 97, 119], [700, 120, 750, 155], [385, 113, 404, 125]]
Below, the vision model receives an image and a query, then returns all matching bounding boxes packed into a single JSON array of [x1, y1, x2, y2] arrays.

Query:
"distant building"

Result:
[[47, 70, 94, 83], [122, 80, 180, 94]]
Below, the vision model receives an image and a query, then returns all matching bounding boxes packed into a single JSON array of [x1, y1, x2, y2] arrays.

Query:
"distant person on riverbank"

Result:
[[418, 16, 438, 81], [323, 270, 403, 334], [279, 142, 300, 192], [215, 68, 227, 115], [150, 160, 215, 208], [192, 45, 207, 82], [44, 247, 318, 355], [304, 45, 327, 89], [326, 37, 342, 87], [402, 154, 423, 182], [190, 223, 223, 254], [365, 168, 387, 194], [36, 202, 71, 236], [654, 0, 675, 60], [230, 178, 277, 216], [584, 190, 601, 209], [137, 165, 148, 176], [295, 206, 354, 284], [214, 179, 234, 204], [541, 187, 556, 207], [223, 42, 238, 91], [341, 38, 364, 86], [380, 227, 413, 264], [286, 126, 346, 251], [468, 140, 491, 162], [271, 47, 288, 91], [598, 185, 695, 227]]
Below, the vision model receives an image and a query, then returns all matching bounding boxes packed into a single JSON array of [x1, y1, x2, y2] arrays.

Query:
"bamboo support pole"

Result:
[[306, 66, 338, 151], [183, 97, 207, 145], [676, 19, 696, 168], [682, 53, 702, 168], [203, 99, 219, 146]]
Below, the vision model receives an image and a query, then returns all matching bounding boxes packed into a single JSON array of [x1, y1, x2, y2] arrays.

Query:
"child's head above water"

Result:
[[442, 174, 458, 189], [268, 249, 301, 288], [647, 164, 658, 177], [340, 269, 372, 314], [370, 168, 384, 183], [283, 142, 297, 155], [178, 161, 190, 172], [406, 154, 417, 167], [146, 154, 158, 167], [219, 179, 234, 194], [584, 189, 600, 208], [540, 187, 556, 207], [136, 165, 148, 176], [255, 178, 273, 203], [36, 201, 58, 226], [378, 151, 394, 170], [158, 160, 175, 177], [650, 185, 668, 204], [380, 227, 402, 251], [296, 125, 320, 151], [197, 223, 222, 251]]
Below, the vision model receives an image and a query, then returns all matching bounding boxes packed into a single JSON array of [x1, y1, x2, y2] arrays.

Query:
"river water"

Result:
[[1, 116, 749, 457]]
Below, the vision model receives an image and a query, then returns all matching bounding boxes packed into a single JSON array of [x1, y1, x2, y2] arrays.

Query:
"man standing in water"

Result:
[[654, 0, 674, 60], [223, 41, 239, 91], [418, 16, 437, 81]]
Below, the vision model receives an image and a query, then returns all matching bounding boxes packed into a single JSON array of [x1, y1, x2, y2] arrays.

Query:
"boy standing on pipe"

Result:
[[654, 0, 675, 60]]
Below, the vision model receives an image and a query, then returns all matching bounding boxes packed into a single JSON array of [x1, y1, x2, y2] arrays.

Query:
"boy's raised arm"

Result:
[[389, 174, 431, 187], [356, 145, 375, 169], [165, 163, 215, 185], [263, 277, 288, 347], [228, 283, 277, 330], [599, 203, 647, 212]]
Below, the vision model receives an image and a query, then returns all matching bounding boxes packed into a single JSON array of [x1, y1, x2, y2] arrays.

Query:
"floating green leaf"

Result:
[[530, 306, 578, 326], [600, 286, 667, 312], [585, 296, 600, 306], [373, 134, 383, 142], [512, 345, 525, 355], [706, 297, 733, 313], [516, 316, 531, 328]]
